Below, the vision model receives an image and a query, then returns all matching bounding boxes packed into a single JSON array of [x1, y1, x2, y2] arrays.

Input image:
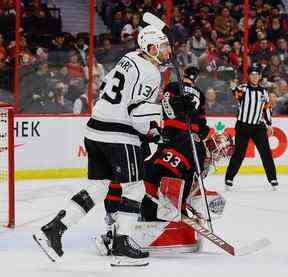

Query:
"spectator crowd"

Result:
[[0, 0, 287, 115]]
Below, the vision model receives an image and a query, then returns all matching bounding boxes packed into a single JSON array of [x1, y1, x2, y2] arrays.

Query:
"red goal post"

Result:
[[0, 103, 15, 228]]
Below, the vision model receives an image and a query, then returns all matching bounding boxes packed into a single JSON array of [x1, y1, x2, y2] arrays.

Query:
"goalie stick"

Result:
[[145, 183, 270, 256], [143, 12, 213, 232], [182, 216, 271, 256]]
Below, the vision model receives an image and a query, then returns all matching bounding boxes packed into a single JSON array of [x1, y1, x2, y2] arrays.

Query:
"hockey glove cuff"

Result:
[[147, 121, 162, 143]]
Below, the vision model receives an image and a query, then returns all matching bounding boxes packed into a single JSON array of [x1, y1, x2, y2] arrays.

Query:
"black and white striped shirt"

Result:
[[234, 84, 272, 126]]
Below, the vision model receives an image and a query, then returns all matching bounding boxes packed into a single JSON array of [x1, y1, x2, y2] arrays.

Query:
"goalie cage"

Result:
[[0, 104, 15, 228]]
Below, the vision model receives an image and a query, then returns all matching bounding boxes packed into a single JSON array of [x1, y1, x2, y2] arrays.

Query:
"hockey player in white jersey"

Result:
[[33, 24, 171, 261]]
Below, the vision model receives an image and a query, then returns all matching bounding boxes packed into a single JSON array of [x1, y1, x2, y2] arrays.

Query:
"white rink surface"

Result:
[[1, 175, 288, 277]]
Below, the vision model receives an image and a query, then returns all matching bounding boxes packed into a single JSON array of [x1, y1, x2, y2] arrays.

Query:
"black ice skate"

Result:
[[111, 234, 149, 259], [33, 210, 67, 261], [225, 180, 233, 191], [270, 180, 279, 191], [41, 210, 67, 256]]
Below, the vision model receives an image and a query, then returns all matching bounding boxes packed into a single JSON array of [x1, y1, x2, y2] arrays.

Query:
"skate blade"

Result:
[[32, 234, 58, 262], [110, 256, 149, 267]]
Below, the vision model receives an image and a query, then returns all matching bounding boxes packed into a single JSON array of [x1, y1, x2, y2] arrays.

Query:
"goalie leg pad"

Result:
[[71, 190, 95, 213], [157, 177, 184, 221]]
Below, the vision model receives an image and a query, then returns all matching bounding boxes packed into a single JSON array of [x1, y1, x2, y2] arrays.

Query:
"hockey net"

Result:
[[0, 104, 14, 228]]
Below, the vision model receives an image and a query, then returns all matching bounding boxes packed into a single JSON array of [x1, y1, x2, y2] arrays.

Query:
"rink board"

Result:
[[14, 116, 288, 179]]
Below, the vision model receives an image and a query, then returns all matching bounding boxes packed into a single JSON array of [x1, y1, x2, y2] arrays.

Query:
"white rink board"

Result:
[[14, 116, 88, 170], [14, 116, 288, 172]]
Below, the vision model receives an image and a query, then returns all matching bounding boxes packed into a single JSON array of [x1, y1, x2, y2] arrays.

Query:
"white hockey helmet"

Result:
[[137, 25, 169, 63]]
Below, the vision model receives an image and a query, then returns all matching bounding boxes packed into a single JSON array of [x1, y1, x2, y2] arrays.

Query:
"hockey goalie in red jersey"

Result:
[[140, 66, 234, 223]]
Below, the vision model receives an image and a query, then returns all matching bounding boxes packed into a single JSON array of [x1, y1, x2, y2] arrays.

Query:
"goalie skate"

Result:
[[94, 230, 149, 259], [111, 234, 149, 259]]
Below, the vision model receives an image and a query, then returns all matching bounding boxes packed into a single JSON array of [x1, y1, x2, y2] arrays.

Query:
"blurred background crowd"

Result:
[[0, 0, 288, 115]]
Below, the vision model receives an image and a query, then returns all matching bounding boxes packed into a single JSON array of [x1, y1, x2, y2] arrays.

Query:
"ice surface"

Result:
[[0, 175, 288, 277]]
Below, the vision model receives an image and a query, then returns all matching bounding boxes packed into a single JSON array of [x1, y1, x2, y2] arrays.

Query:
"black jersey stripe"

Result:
[[87, 118, 140, 136], [246, 88, 252, 123], [256, 102, 264, 124], [128, 101, 147, 115], [252, 91, 260, 124], [124, 55, 140, 100], [132, 113, 161, 117]]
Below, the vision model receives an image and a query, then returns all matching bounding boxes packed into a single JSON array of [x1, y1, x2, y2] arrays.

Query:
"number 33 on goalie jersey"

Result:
[[85, 51, 162, 147], [153, 147, 193, 178]]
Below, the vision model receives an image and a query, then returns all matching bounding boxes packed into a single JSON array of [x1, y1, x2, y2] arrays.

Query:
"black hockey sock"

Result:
[[140, 194, 158, 221]]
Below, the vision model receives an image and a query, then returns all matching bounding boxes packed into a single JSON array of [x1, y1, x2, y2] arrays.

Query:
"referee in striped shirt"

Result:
[[225, 65, 279, 190]]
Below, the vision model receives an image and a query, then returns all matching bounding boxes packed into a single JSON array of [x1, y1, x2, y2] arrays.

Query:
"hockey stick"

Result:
[[145, 192, 270, 256], [182, 216, 271, 256], [143, 12, 213, 232]]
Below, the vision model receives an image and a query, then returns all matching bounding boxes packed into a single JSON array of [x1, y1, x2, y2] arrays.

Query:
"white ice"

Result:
[[0, 174, 288, 277]]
